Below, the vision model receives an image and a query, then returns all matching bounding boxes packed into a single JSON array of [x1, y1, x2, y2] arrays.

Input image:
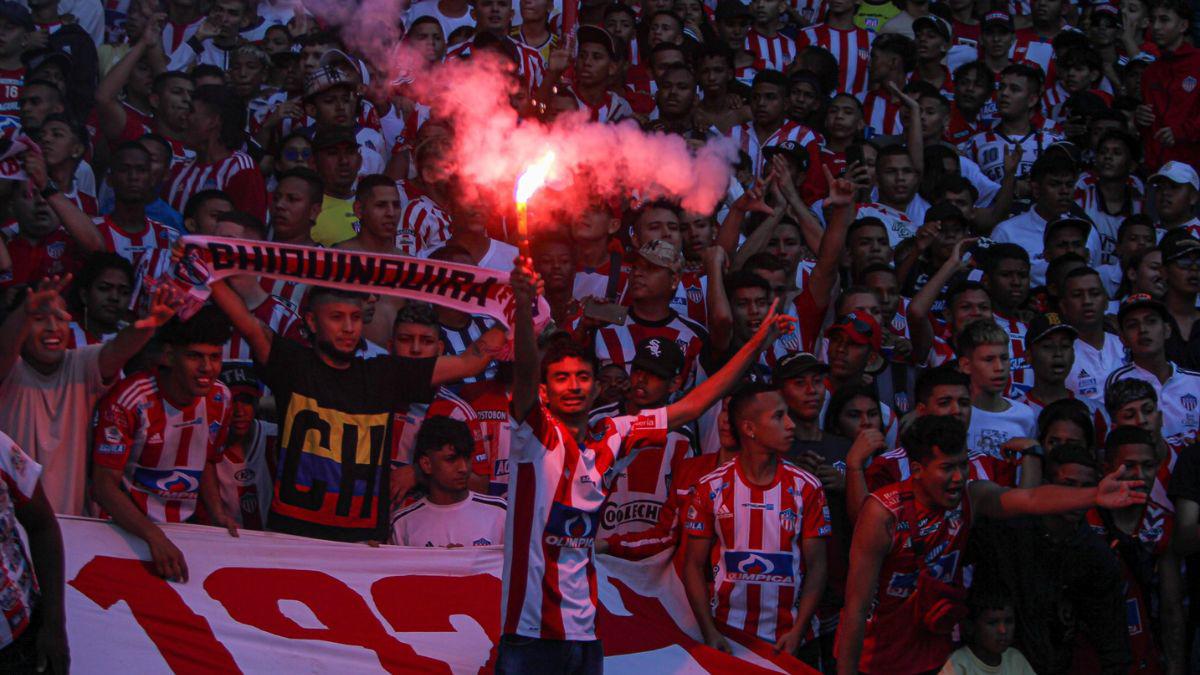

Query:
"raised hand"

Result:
[[22, 149, 48, 191], [133, 284, 184, 330], [847, 428, 887, 470], [732, 180, 773, 215], [510, 255, 540, 304], [24, 275, 73, 320], [1096, 465, 1149, 509], [823, 164, 856, 208], [1002, 143, 1022, 177]]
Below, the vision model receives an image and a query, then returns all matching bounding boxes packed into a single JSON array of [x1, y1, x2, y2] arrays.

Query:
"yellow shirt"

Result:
[[939, 646, 1037, 675], [312, 194, 358, 246], [854, 0, 901, 33]]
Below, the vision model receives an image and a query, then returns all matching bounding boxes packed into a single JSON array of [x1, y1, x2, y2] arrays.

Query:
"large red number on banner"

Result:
[[204, 567, 450, 673], [69, 556, 241, 674]]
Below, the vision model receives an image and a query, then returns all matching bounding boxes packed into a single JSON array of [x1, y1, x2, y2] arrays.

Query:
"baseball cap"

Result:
[[913, 15, 952, 41], [23, 48, 71, 74], [636, 239, 683, 273], [923, 201, 967, 229], [577, 25, 623, 61], [1026, 311, 1078, 344], [715, 0, 752, 22], [825, 312, 882, 353], [982, 10, 1014, 31], [219, 364, 264, 398], [311, 125, 359, 151], [1090, 3, 1122, 25], [1117, 293, 1170, 326], [762, 140, 809, 172], [319, 48, 369, 84], [0, 1, 33, 30], [630, 337, 685, 379], [1043, 216, 1093, 245], [304, 65, 357, 100], [1161, 235, 1200, 263], [1149, 161, 1200, 191], [773, 351, 828, 382]]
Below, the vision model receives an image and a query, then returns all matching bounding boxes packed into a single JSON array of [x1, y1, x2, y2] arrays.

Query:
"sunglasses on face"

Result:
[[283, 147, 313, 162]]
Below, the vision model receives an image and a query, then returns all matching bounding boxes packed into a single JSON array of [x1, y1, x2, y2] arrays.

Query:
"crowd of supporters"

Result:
[[0, 0, 1197, 671]]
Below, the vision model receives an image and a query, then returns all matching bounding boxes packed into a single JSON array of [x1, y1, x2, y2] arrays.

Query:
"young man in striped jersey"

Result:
[[684, 382, 831, 657], [95, 142, 180, 288], [390, 416, 505, 547], [499, 255, 793, 672], [91, 305, 238, 582]]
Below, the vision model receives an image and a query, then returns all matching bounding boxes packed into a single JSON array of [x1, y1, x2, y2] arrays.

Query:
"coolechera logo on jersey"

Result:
[[544, 503, 598, 548], [724, 551, 795, 584], [137, 468, 202, 497]]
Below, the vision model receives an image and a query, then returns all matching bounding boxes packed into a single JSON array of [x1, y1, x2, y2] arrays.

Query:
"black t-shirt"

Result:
[[259, 334, 436, 542], [1167, 443, 1200, 624]]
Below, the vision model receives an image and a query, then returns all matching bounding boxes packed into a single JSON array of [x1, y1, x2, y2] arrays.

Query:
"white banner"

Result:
[[60, 517, 814, 673]]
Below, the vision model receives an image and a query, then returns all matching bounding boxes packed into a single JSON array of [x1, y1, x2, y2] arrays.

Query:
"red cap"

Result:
[[825, 311, 883, 353]]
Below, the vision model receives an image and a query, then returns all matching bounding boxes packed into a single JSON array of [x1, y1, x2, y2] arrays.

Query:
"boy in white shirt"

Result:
[[390, 416, 506, 548], [958, 319, 1037, 459]]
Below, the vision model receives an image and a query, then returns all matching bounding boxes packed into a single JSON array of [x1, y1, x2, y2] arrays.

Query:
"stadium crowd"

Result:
[[0, 0, 1197, 670]]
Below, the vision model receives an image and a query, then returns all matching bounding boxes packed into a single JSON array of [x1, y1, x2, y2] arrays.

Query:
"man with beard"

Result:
[[208, 279, 505, 542], [836, 414, 1147, 675], [968, 442, 1132, 674]]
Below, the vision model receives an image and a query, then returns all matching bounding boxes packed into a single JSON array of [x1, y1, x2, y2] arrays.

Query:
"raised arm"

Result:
[[702, 246, 734, 353], [907, 237, 974, 365], [968, 465, 1147, 521], [209, 278, 274, 364], [509, 257, 541, 423], [970, 145, 1021, 236], [23, 154, 104, 253], [98, 284, 183, 380], [96, 38, 151, 141], [845, 427, 887, 523], [806, 165, 856, 306], [716, 180, 773, 256], [889, 83, 924, 175], [666, 300, 794, 428], [836, 497, 893, 675], [432, 325, 507, 385]]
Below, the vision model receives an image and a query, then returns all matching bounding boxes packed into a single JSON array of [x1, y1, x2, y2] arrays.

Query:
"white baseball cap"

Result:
[[1149, 161, 1200, 190]]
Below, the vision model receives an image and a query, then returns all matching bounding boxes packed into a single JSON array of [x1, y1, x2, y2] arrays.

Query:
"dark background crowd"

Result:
[[0, 0, 1197, 671]]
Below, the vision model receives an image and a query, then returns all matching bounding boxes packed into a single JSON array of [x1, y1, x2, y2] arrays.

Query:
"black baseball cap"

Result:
[[715, 0, 752, 21], [312, 125, 358, 151], [0, 1, 33, 30], [762, 140, 809, 172], [913, 15, 951, 41], [577, 25, 624, 61], [1026, 312, 1078, 344], [1161, 234, 1200, 263], [773, 352, 827, 382], [1043, 216, 1092, 245], [630, 337, 685, 379], [1117, 293, 1170, 326], [923, 201, 967, 229]]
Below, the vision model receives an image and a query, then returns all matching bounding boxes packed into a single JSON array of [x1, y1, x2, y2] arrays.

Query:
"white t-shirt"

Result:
[[939, 645, 1037, 675], [991, 207, 1103, 286], [478, 238, 519, 272], [967, 398, 1037, 459], [0, 345, 111, 516], [1065, 333, 1126, 401], [1104, 361, 1200, 447], [390, 491, 507, 547]]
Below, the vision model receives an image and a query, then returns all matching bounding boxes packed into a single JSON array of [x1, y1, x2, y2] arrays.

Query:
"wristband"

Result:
[[40, 180, 59, 199], [1020, 443, 1045, 459]]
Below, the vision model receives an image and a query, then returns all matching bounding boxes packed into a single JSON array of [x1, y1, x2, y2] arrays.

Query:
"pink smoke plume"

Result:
[[402, 53, 738, 215], [296, 0, 737, 216]]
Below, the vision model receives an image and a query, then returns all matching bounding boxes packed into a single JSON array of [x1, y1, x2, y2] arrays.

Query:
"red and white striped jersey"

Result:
[[1073, 172, 1144, 265], [224, 294, 303, 363], [447, 36, 546, 94], [733, 60, 763, 87], [214, 419, 276, 530], [396, 180, 452, 256], [798, 24, 874, 97], [1041, 81, 1071, 122], [595, 310, 710, 389], [92, 371, 232, 523], [685, 459, 831, 644], [589, 402, 697, 537], [730, 118, 822, 177], [865, 446, 1017, 490], [503, 403, 669, 640], [992, 311, 1032, 396], [744, 28, 797, 72], [94, 215, 179, 272], [65, 321, 116, 350], [0, 432, 40, 650], [963, 127, 1064, 181], [790, 0, 825, 26], [572, 249, 628, 302], [462, 380, 513, 497], [64, 184, 98, 218], [888, 297, 911, 340], [391, 386, 481, 467], [573, 89, 634, 124], [164, 151, 268, 223], [258, 278, 307, 311], [861, 90, 905, 137]]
